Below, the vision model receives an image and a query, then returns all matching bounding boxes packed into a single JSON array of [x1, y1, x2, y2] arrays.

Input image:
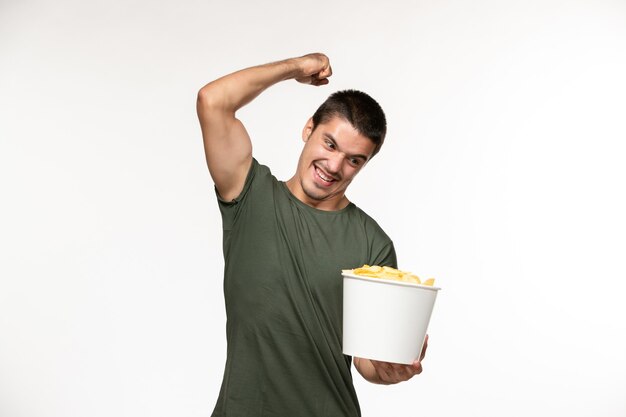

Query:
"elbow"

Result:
[[196, 86, 215, 110], [197, 85, 230, 115]]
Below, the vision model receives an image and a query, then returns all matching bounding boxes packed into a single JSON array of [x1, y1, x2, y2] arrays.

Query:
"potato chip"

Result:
[[422, 278, 435, 286], [346, 265, 435, 286]]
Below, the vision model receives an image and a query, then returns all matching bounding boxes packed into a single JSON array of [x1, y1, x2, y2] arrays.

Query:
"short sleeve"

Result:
[[371, 241, 398, 269], [215, 158, 257, 231]]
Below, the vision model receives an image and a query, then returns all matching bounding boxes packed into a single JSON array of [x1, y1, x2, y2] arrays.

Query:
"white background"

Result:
[[1, 0, 625, 416]]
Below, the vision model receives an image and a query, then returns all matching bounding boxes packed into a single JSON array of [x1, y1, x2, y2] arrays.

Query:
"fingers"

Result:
[[316, 65, 332, 85], [371, 360, 422, 384], [318, 63, 332, 79], [420, 334, 429, 362], [295, 53, 332, 86], [395, 362, 418, 379], [311, 77, 329, 86], [296, 74, 330, 86], [297, 66, 331, 86], [365, 336, 430, 384], [411, 360, 423, 375], [305, 52, 331, 75], [370, 360, 393, 383]]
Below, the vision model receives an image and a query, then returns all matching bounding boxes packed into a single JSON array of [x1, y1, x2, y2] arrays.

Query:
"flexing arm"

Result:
[[196, 53, 332, 201]]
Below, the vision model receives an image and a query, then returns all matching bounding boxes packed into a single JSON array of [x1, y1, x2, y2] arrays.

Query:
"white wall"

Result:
[[1, 0, 625, 416]]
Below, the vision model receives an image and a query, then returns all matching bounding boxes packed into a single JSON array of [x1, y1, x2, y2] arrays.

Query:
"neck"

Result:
[[285, 177, 350, 211]]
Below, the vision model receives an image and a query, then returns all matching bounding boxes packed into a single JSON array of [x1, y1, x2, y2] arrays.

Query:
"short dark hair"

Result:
[[311, 89, 387, 157]]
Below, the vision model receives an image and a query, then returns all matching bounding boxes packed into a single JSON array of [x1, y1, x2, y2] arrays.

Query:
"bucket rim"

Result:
[[342, 272, 441, 291]]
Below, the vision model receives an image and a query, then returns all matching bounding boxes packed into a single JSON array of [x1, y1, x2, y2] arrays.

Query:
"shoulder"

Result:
[[216, 158, 276, 205], [348, 203, 397, 267], [349, 203, 393, 244], [238, 158, 276, 190], [248, 159, 279, 193]]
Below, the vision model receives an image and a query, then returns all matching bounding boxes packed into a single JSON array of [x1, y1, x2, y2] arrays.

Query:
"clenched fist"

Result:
[[294, 53, 333, 86]]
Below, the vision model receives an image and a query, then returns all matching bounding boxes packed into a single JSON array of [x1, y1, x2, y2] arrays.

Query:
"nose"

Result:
[[327, 152, 344, 174]]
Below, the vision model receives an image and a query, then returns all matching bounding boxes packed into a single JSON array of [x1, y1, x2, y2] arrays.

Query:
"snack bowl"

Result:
[[342, 271, 440, 365]]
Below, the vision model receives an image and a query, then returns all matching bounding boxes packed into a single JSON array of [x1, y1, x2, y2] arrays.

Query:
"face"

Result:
[[286, 116, 376, 211]]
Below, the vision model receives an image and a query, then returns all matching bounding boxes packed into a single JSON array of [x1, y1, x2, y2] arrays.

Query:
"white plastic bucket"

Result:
[[342, 272, 440, 365]]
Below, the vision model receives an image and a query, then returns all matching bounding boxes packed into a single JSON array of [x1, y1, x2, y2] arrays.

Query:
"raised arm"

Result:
[[196, 53, 332, 201]]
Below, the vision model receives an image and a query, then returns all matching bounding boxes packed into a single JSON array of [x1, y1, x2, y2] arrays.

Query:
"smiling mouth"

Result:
[[314, 166, 337, 185]]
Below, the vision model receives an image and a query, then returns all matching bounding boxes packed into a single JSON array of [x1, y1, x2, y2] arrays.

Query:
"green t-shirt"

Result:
[[211, 159, 396, 417]]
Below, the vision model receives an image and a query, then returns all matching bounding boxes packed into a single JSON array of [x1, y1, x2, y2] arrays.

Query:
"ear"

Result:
[[301, 117, 314, 142]]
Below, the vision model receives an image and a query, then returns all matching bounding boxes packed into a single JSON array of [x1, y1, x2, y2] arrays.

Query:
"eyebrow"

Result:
[[324, 133, 370, 162]]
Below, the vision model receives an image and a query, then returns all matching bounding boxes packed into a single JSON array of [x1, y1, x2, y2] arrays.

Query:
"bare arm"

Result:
[[196, 53, 332, 201]]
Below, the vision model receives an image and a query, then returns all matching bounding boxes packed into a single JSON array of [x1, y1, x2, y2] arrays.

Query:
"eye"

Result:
[[325, 140, 336, 150], [348, 157, 361, 166]]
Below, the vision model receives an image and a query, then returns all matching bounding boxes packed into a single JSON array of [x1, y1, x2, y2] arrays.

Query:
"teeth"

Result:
[[316, 167, 333, 182]]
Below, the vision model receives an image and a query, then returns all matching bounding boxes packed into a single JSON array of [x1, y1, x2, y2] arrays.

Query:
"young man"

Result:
[[197, 53, 427, 417]]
